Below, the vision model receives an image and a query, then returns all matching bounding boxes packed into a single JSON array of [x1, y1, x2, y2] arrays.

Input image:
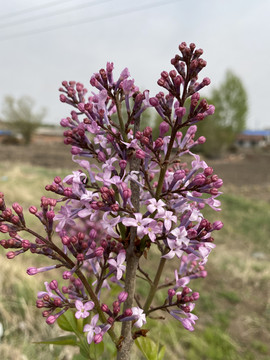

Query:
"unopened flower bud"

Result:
[[168, 289, 176, 299], [197, 136, 206, 144], [118, 291, 128, 303], [212, 221, 224, 230], [123, 188, 132, 201], [98, 151, 106, 162], [135, 149, 146, 159], [149, 97, 159, 107], [154, 137, 163, 149], [119, 160, 127, 169], [174, 170, 186, 181], [6, 251, 15, 259], [200, 270, 207, 278], [111, 203, 119, 212], [143, 126, 152, 137], [46, 210, 55, 220], [77, 253, 85, 262], [95, 247, 104, 257], [29, 206, 38, 214], [0, 224, 9, 233], [94, 334, 103, 344], [124, 308, 133, 317], [59, 94, 67, 103], [159, 121, 170, 137], [46, 315, 56, 324], [22, 239, 30, 249], [62, 271, 72, 280], [12, 202, 23, 215]]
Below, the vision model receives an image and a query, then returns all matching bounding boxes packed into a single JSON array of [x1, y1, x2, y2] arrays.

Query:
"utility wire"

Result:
[[0, 0, 75, 21], [0, 0, 180, 42], [0, 0, 113, 29]]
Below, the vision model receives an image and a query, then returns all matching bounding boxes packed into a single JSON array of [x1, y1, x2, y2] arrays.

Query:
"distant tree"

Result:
[[1, 96, 46, 144], [196, 70, 248, 157]]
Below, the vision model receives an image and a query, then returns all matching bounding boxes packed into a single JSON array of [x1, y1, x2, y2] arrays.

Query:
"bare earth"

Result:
[[0, 142, 269, 200]]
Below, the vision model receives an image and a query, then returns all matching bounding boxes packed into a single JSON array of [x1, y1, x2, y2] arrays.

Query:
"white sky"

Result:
[[0, 0, 269, 129]]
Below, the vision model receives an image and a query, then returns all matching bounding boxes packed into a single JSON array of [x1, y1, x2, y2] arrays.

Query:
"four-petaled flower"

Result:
[[108, 251, 126, 280], [83, 314, 102, 344], [122, 213, 152, 238], [143, 220, 160, 242], [162, 211, 177, 231], [54, 205, 76, 232], [146, 198, 166, 215], [75, 300, 94, 319], [131, 307, 146, 328]]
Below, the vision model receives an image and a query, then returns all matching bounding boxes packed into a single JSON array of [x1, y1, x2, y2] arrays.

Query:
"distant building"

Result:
[[236, 130, 270, 148], [32, 126, 63, 143], [0, 129, 13, 142]]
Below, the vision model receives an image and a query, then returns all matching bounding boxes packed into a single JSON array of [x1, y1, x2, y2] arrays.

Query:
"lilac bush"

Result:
[[0, 42, 223, 360]]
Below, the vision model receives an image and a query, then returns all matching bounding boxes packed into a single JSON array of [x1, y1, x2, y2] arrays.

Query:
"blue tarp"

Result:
[[0, 130, 12, 135], [242, 130, 270, 136]]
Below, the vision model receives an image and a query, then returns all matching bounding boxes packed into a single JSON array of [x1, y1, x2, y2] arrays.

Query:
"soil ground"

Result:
[[0, 142, 269, 200]]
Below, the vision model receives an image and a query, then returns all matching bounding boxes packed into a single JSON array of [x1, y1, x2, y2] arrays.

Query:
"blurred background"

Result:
[[0, 0, 269, 359]]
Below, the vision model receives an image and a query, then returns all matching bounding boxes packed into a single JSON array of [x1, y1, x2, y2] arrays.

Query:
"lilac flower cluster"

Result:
[[0, 42, 223, 353]]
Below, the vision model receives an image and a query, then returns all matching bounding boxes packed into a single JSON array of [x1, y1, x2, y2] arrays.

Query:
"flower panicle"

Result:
[[0, 42, 223, 341]]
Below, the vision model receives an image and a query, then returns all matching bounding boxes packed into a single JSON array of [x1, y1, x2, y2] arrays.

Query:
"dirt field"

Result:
[[0, 142, 269, 200]]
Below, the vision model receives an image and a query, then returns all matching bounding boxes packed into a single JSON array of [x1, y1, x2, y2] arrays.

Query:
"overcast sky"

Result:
[[0, 0, 269, 130]]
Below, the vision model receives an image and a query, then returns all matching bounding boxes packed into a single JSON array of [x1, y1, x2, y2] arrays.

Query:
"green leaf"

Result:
[[80, 343, 92, 359], [135, 337, 166, 360], [73, 355, 88, 360], [89, 341, 104, 359], [34, 334, 78, 346], [157, 345, 166, 360], [57, 310, 81, 335], [78, 335, 92, 359]]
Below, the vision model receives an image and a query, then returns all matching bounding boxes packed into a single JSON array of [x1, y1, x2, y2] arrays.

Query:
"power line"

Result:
[[0, 0, 75, 21], [0, 0, 113, 29], [0, 0, 180, 42]]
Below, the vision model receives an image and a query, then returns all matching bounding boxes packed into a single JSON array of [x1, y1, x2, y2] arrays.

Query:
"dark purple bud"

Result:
[[149, 97, 159, 107], [204, 167, 213, 176], [124, 308, 133, 317], [49, 280, 58, 290], [119, 160, 127, 169], [77, 253, 85, 262], [98, 151, 107, 162], [168, 289, 176, 299], [95, 247, 104, 257]]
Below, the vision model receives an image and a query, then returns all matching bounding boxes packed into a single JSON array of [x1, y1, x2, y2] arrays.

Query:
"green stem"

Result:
[[143, 257, 166, 314], [143, 124, 180, 313], [155, 126, 178, 198]]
